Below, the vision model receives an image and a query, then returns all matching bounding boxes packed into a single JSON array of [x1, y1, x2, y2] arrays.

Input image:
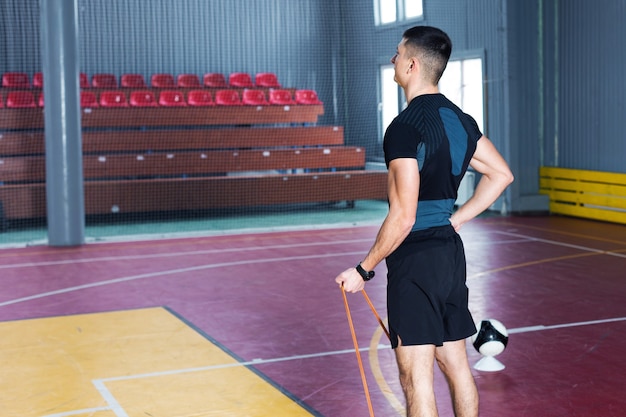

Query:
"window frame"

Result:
[[374, 0, 424, 26]]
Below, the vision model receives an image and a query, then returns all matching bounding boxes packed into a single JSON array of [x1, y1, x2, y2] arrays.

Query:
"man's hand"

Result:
[[335, 267, 365, 293], [449, 215, 461, 232]]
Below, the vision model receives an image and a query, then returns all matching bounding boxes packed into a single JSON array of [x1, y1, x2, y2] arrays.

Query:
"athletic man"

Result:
[[335, 26, 514, 417]]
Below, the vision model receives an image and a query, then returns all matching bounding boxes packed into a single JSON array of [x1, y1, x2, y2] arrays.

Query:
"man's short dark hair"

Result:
[[402, 26, 452, 85]]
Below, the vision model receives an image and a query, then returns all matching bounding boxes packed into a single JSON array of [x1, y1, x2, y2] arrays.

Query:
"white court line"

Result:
[[495, 230, 626, 258], [0, 233, 530, 271], [99, 347, 371, 384], [42, 347, 373, 417], [40, 380, 129, 417], [507, 316, 626, 334], [95, 315, 626, 384], [39, 315, 626, 417], [92, 380, 129, 417], [41, 406, 111, 417], [3, 230, 622, 307], [0, 238, 373, 270], [0, 250, 365, 307]]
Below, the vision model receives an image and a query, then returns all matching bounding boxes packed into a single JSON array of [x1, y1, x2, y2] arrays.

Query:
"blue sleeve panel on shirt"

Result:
[[439, 107, 468, 177]]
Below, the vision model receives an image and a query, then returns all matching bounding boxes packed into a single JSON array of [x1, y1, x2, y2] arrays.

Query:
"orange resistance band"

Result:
[[341, 285, 375, 417], [362, 289, 391, 342]]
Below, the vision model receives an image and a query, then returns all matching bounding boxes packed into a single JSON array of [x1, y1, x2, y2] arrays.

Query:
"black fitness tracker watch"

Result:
[[356, 263, 375, 281]]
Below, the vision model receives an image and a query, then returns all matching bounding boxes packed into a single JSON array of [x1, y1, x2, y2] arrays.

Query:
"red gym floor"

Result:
[[0, 215, 625, 417]]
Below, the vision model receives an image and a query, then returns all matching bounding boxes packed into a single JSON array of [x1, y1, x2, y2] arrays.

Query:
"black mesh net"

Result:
[[0, 0, 388, 246]]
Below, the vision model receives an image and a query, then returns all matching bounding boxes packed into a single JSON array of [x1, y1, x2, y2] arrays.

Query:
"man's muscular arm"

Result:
[[450, 136, 514, 231], [335, 158, 418, 293]]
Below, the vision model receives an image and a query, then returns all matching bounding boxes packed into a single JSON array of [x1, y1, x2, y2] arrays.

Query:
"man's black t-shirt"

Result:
[[383, 93, 482, 231]]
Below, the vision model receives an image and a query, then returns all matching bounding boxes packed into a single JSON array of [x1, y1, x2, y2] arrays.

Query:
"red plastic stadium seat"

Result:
[[2, 72, 30, 88], [176, 74, 201, 87], [255, 72, 281, 88], [203, 73, 228, 88], [187, 90, 215, 106], [229, 72, 254, 88], [214, 89, 242, 106], [268, 89, 295, 105], [38, 93, 44, 107], [129, 90, 158, 107], [6, 91, 36, 108], [151, 73, 175, 88], [159, 90, 187, 107], [121, 73, 147, 88], [80, 91, 99, 108], [99, 91, 129, 107], [80, 72, 90, 88], [242, 89, 268, 106], [295, 89, 323, 105], [92, 73, 118, 88], [33, 72, 44, 88]]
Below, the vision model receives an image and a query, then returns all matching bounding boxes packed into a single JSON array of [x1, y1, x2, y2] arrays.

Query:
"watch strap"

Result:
[[356, 263, 375, 281]]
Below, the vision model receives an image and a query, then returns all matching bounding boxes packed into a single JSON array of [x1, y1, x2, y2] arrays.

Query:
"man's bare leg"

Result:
[[395, 339, 438, 417], [435, 340, 479, 417]]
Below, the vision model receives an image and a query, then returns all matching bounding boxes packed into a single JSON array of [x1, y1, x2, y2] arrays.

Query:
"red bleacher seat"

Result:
[[295, 89, 323, 105], [129, 90, 158, 107], [187, 90, 215, 106], [242, 89, 269, 106], [151, 73, 175, 88], [203, 73, 228, 88], [92, 73, 118, 88], [255, 72, 281, 88], [229, 72, 254, 88], [159, 90, 187, 107], [6, 91, 36, 108], [99, 91, 129, 107], [80, 73, 90, 88], [2, 72, 30, 88], [80, 91, 99, 108], [176, 74, 201, 87], [215, 89, 242, 106], [33, 72, 44, 88], [268, 89, 295, 105], [38, 93, 44, 107], [121, 74, 147, 88]]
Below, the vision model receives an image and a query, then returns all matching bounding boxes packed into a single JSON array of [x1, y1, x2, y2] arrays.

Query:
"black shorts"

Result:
[[385, 225, 476, 348]]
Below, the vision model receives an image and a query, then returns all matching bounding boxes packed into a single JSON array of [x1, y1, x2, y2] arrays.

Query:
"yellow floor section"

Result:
[[0, 307, 314, 417]]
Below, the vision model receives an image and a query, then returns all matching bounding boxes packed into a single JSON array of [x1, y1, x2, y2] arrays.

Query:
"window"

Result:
[[379, 0, 397, 24], [439, 57, 485, 132], [404, 0, 424, 20], [375, 0, 423, 25], [378, 64, 400, 142], [439, 57, 485, 204]]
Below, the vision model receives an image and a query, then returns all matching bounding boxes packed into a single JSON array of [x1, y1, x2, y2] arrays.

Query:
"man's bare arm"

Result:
[[450, 136, 514, 231], [335, 158, 418, 292]]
